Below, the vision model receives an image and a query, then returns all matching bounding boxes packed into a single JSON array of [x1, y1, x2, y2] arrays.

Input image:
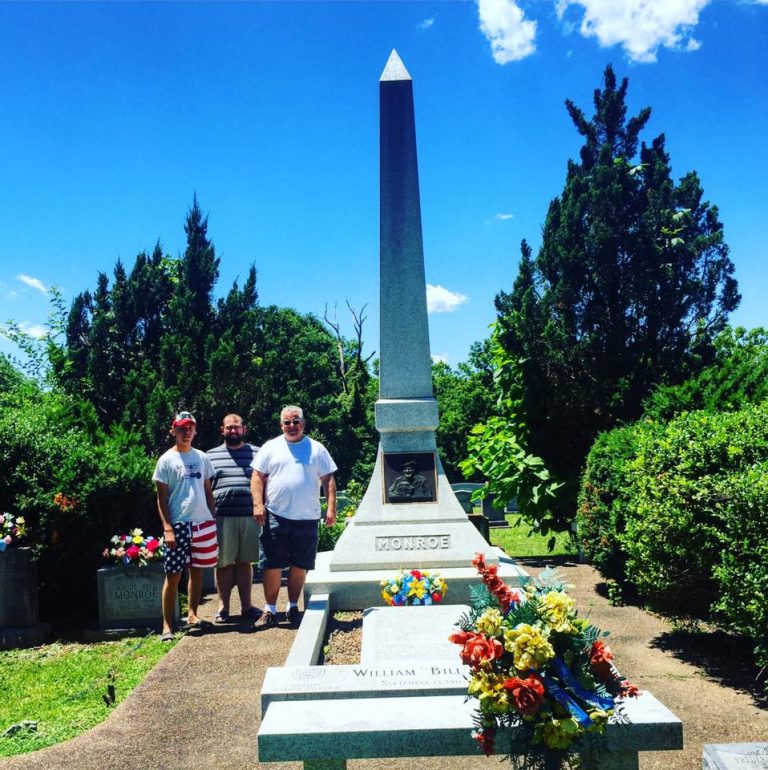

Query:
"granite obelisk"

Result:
[[326, 50, 496, 574]]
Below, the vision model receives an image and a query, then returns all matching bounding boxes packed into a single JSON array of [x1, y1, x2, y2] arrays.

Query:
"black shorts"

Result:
[[260, 511, 319, 571]]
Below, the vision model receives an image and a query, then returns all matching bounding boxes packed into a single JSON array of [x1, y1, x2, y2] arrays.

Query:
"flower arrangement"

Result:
[[0, 512, 27, 552], [380, 569, 446, 606], [103, 529, 164, 566], [450, 553, 639, 768]]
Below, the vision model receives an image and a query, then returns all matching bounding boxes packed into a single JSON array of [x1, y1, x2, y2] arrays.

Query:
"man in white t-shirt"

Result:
[[250, 405, 337, 629], [153, 410, 218, 640]]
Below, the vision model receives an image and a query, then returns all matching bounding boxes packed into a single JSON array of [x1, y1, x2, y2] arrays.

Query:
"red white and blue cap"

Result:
[[172, 411, 196, 427]]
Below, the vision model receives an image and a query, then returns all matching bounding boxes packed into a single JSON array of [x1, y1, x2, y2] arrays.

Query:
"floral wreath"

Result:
[[450, 553, 639, 767]]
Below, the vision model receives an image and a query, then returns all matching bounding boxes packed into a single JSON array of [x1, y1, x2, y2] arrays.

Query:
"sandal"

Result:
[[160, 631, 174, 642], [214, 609, 230, 623]]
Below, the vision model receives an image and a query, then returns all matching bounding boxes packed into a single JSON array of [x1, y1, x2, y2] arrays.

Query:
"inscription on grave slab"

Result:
[[383, 452, 437, 503], [375, 534, 450, 551], [261, 662, 469, 706]]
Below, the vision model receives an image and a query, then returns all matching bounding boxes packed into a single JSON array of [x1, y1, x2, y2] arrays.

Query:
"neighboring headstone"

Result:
[[360, 604, 469, 663], [97, 562, 174, 629], [703, 743, 768, 769], [0, 547, 48, 649]]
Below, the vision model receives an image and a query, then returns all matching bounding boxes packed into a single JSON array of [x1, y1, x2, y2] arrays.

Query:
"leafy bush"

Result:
[[576, 423, 653, 580], [579, 404, 768, 670], [0, 389, 155, 622]]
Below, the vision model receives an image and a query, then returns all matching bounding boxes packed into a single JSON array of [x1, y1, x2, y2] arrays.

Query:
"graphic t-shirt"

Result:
[[251, 436, 337, 521], [152, 447, 215, 524]]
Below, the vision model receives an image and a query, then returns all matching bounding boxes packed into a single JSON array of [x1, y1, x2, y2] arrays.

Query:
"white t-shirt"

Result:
[[251, 435, 337, 521], [152, 447, 215, 524]]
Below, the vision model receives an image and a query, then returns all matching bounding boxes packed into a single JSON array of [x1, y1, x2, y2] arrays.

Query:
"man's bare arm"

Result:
[[156, 481, 176, 549], [321, 473, 337, 527], [251, 470, 268, 526]]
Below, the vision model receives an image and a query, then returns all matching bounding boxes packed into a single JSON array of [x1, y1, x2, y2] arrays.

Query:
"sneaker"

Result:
[[286, 606, 301, 628], [241, 607, 262, 622], [253, 610, 277, 631]]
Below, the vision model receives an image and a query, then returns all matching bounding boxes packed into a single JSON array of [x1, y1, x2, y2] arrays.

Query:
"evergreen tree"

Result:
[[496, 65, 739, 487]]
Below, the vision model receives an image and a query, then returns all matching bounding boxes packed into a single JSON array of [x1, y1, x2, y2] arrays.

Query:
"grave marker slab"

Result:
[[360, 604, 468, 663]]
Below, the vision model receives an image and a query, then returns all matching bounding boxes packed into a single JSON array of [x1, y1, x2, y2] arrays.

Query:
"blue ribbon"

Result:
[[550, 656, 614, 712], [541, 674, 594, 727]]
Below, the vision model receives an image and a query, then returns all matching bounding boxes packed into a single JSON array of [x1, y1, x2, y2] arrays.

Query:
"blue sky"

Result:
[[1, 0, 766, 368]]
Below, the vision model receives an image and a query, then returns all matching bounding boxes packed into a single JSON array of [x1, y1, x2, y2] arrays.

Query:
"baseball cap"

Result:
[[172, 411, 196, 427]]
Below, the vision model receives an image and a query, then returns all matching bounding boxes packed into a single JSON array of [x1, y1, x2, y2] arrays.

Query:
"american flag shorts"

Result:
[[164, 519, 219, 573]]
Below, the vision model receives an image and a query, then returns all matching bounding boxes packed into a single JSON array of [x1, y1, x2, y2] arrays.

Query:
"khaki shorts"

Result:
[[215, 516, 261, 568]]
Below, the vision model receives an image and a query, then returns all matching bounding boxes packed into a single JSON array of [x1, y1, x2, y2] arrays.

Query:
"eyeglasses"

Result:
[[282, 419, 302, 426]]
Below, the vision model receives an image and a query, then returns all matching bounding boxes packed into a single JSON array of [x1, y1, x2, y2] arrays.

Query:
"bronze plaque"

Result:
[[383, 452, 437, 503]]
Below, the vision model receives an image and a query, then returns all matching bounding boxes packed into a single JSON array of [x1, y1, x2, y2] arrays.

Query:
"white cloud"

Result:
[[17, 273, 48, 294], [432, 353, 450, 364], [495, 213, 515, 220], [19, 322, 46, 339], [426, 284, 469, 314], [477, 0, 537, 63], [419, 16, 435, 29], [556, 0, 710, 63], [6, 290, 18, 299]]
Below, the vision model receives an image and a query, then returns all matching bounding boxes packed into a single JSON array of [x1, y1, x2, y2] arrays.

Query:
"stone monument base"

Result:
[[304, 547, 527, 610]]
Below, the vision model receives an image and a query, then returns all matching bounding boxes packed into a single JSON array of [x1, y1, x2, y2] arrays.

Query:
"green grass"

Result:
[[0, 635, 174, 757], [490, 513, 577, 558]]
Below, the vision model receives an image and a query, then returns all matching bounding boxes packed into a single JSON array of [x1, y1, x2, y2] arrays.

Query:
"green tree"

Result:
[[496, 64, 739, 490], [432, 339, 495, 482]]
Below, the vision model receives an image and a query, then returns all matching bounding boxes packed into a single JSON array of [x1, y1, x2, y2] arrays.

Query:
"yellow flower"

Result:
[[534, 716, 580, 749], [408, 579, 427, 600], [476, 608, 504, 637], [467, 671, 509, 715], [587, 709, 610, 733], [540, 591, 576, 633], [504, 623, 555, 671]]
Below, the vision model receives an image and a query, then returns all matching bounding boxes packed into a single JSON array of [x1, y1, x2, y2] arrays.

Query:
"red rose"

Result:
[[432, 592, 442, 603], [590, 640, 616, 682], [449, 630, 472, 645], [473, 725, 496, 756], [459, 633, 504, 669], [503, 674, 546, 715], [472, 553, 487, 571], [146, 538, 159, 552], [618, 680, 640, 698], [410, 570, 422, 579], [125, 545, 140, 560]]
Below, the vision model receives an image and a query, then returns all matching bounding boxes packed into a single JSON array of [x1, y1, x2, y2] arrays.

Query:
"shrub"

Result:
[[576, 423, 650, 579], [0, 390, 155, 622], [577, 403, 768, 670]]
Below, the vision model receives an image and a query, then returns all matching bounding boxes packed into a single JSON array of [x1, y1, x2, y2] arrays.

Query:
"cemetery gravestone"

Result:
[[97, 562, 175, 629]]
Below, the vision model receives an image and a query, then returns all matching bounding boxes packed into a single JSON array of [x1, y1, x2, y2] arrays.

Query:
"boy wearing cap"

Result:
[[153, 410, 218, 640]]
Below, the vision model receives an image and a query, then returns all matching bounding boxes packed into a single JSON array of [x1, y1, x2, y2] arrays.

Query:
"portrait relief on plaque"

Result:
[[383, 452, 437, 503]]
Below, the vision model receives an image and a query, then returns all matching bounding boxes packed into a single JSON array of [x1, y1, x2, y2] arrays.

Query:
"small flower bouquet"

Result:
[[380, 569, 446, 606], [103, 528, 164, 566], [450, 553, 639, 768], [0, 512, 27, 552]]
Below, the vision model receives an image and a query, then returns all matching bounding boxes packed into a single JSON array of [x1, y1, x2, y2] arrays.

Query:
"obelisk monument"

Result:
[[328, 50, 496, 574]]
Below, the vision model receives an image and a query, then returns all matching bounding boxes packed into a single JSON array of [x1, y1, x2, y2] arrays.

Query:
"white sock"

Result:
[[287, 601, 298, 610], [265, 604, 277, 615]]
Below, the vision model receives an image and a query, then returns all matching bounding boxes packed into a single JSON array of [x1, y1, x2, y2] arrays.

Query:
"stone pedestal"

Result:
[[0, 547, 48, 649], [97, 562, 174, 629]]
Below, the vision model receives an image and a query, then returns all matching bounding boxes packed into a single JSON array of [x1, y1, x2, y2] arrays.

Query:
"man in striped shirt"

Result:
[[207, 413, 262, 623], [153, 410, 218, 640]]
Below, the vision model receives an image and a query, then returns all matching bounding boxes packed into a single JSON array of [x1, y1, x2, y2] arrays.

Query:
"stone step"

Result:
[[258, 691, 682, 764]]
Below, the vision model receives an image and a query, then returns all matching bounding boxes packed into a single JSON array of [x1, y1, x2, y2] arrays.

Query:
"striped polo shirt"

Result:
[[207, 442, 259, 517]]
